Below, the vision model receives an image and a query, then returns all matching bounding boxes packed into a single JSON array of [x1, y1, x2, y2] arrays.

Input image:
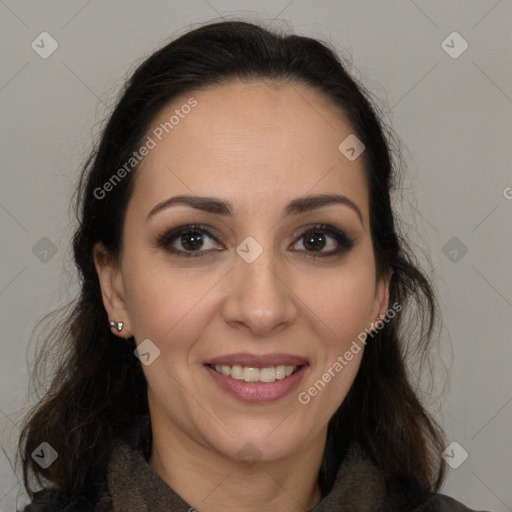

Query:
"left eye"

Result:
[[290, 225, 355, 257], [293, 230, 338, 253]]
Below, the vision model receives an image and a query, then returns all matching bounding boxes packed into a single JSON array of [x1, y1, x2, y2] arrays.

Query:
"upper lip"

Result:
[[205, 353, 309, 367]]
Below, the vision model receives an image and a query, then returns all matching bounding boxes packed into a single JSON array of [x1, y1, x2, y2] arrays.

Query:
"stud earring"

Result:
[[369, 316, 382, 332], [109, 321, 124, 333]]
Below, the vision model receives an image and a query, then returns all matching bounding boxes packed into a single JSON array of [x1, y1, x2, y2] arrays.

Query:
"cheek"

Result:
[[322, 282, 373, 343], [122, 255, 213, 349], [300, 262, 376, 348]]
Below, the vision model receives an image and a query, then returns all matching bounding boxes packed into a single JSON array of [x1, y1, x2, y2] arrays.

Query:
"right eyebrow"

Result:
[[146, 195, 231, 220]]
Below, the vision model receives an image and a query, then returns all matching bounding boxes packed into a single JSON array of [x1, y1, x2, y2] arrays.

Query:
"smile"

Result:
[[208, 364, 300, 383], [204, 363, 308, 403]]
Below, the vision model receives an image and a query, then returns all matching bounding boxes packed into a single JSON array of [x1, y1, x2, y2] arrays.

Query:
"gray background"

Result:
[[1, 1, 511, 510]]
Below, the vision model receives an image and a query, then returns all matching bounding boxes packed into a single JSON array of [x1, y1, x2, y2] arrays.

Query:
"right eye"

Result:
[[156, 223, 224, 258]]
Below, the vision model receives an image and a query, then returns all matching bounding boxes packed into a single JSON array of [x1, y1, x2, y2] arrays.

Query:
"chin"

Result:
[[206, 423, 313, 465]]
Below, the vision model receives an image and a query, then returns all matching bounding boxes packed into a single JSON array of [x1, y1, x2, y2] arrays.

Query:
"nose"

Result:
[[222, 243, 297, 337]]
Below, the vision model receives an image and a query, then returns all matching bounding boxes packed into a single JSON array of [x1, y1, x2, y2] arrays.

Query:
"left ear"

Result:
[[371, 266, 393, 323]]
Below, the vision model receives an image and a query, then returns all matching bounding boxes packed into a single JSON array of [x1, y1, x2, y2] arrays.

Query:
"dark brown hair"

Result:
[[16, 19, 446, 506]]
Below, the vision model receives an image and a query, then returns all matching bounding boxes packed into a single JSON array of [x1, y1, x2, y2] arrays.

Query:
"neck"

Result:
[[148, 415, 326, 512]]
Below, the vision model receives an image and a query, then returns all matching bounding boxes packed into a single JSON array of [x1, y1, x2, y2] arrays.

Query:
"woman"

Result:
[[17, 20, 487, 511]]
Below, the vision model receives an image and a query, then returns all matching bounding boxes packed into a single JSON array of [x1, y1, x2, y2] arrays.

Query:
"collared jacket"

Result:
[[22, 415, 488, 512]]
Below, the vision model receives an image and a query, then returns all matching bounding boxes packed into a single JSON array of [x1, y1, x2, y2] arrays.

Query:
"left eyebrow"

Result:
[[284, 194, 363, 225], [146, 193, 363, 225]]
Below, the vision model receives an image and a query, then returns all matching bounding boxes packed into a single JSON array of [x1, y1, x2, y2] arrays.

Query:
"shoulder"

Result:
[[21, 489, 68, 512], [412, 493, 490, 512], [378, 472, 489, 512], [342, 445, 490, 512], [20, 483, 111, 512]]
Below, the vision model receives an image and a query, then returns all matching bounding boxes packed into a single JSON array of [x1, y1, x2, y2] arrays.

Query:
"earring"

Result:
[[109, 321, 124, 333], [369, 316, 380, 332], [372, 314, 386, 331]]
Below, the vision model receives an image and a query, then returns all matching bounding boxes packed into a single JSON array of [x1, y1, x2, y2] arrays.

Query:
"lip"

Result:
[[204, 363, 308, 404], [204, 352, 309, 367]]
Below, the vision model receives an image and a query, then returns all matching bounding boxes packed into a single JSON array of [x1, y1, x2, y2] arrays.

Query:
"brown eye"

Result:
[[156, 223, 355, 259], [291, 224, 355, 258], [302, 231, 328, 252], [180, 231, 205, 251], [157, 224, 223, 258]]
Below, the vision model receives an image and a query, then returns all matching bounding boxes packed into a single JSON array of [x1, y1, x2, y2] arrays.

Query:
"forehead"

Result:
[[130, 79, 369, 223]]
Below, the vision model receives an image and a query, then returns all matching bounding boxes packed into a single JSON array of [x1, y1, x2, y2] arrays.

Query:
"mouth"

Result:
[[203, 353, 309, 403], [206, 363, 303, 383]]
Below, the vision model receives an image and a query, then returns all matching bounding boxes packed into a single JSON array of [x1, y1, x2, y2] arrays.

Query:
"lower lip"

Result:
[[204, 364, 308, 404]]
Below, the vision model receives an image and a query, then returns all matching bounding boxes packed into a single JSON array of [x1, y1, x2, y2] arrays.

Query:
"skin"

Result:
[[94, 78, 391, 512]]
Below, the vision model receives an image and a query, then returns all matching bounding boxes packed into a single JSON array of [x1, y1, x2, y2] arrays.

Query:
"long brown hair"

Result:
[[16, 19, 447, 506]]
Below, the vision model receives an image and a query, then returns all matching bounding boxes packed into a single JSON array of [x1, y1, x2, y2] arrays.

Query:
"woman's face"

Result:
[[96, 78, 390, 463]]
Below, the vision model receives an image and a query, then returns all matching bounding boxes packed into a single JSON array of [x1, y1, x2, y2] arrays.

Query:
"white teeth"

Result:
[[275, 365, 286, 379], [260, 367, 276, 382], [243, 367, 260, 382], [211, 364, 299, 382], [231, 365, 244, 380], [215, 364, 232, 376]]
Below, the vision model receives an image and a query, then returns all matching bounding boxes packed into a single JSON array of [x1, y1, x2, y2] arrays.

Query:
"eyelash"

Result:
[[155, 223, 355, 259]]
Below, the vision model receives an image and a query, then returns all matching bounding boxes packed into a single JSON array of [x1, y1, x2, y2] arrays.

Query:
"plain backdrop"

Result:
[[0, 1, 511, 511]]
